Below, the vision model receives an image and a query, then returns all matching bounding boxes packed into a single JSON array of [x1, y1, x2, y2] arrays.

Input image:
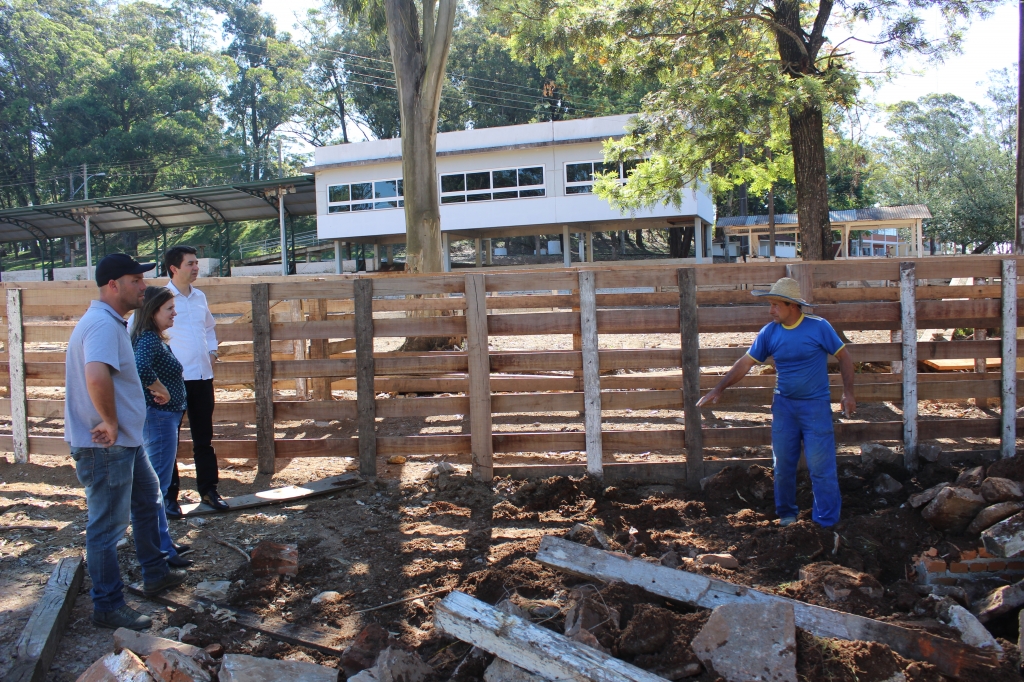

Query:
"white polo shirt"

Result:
[[165, 281, 218, 381]]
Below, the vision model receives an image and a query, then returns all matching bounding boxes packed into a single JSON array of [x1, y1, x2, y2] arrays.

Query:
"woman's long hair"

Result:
[[130, 286, 175, 343]]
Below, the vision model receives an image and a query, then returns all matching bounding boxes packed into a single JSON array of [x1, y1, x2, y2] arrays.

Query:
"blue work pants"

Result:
[[71, 445, 169, 613], [771, 395, 842, 526], [143, 407, 185, 558]]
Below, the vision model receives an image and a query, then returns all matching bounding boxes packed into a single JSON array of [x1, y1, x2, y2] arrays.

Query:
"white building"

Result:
[[305, 115, 716, 269]]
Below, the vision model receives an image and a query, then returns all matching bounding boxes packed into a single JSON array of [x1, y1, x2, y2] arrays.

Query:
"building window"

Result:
[[328, 179, 404, 213], [564, 160, 638, 194], [439, 166, 545, 204]]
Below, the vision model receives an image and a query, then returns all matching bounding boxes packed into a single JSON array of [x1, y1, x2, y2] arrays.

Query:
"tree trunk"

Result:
[[789, 104, 833, 260], [399, 114, 443, 274], [635, 229, 644, 249], [669, 227, 681, 257], [682, 225, 694, 258]]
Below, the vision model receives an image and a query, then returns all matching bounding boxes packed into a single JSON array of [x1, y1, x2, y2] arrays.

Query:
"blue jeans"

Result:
[[143, 407, 185, 558], [71, 445, 169, 613], [771, 395, 842, 527]]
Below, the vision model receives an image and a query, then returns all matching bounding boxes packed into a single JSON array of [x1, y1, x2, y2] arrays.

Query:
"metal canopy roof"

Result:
[[0, 175, 316, 244]]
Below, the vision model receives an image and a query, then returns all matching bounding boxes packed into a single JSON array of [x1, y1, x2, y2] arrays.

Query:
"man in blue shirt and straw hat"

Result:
[[697, 277, 856, 527]]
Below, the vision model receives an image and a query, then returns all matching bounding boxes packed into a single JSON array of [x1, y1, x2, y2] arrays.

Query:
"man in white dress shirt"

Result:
[[162, 246, 228, 513]]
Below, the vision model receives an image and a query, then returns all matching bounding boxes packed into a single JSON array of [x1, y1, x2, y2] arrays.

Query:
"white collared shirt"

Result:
[[164, 281, 218, 381]]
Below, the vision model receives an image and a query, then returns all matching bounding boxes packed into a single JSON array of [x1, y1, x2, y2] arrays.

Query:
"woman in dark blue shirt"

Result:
[[131, 287, 191, 567]]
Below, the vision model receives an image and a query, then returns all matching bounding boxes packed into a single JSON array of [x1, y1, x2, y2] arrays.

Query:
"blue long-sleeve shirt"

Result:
[[133, 330, 188, 412]]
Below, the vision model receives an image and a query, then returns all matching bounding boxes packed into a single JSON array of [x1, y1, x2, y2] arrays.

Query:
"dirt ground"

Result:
[[0, 320, 1017, 680]]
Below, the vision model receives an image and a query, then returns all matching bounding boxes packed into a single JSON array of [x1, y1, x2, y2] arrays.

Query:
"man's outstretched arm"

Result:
[[835, 347, 856, 416], [696, 354, 757, 407]]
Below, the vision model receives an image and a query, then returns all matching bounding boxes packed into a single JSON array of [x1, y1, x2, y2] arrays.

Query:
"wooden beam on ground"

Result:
[[354, 279, 376, 477], [1002, 258, 1018, 458], [678, 267, 703, 487], [7, 287, 27, 463], [535, 536, 995, 679], [127, 584, 345, 656], [251, 283, 275, 475], [465, 274, 493, 481], [6, 555, 84, 682], [901, 262, 918, 469], [579, 270, 603, 478], [435, 591, 664, 682], [178, 472, 363, 516]]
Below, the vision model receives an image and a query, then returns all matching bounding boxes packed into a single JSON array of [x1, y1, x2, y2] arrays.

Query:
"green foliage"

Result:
[[874, 93, 1014, 253]]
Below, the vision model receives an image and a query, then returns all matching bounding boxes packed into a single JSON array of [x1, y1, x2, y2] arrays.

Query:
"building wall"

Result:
[[313, 116, 714, 241]]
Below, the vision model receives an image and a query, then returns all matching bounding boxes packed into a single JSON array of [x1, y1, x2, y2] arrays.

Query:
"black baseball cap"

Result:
[[95, 254, 156, 287]]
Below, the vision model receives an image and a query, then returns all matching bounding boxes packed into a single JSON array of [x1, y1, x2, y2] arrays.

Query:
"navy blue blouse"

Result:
[[133, 331, 187, 412]]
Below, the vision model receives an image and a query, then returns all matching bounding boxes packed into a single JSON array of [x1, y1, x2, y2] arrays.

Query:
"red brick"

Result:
[[969, 562, 990, 572], [925, 547, 939, 557], [922, 560, 947, 573], [250, 541, 298, 578], [988, 561, 1007, 571], [978, 547, 995, 558], [145, 648, 210, 682], [1007, 561, 1024, 570], [949, 562, 969, 573], [961, 550, 978, 560]]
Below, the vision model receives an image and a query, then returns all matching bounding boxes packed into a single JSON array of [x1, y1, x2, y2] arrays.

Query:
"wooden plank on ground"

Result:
[[679, 268, 703, 487], [535, 536, 995, 679], [251, 283, 275, 475], [354, 279, 376, 477], [465, 274, 493, 481], [6, 555, 84, 682], [127, 585, 347, 656], [1002, 258, 1017, 458], [179, 472, 364, 516], [7, 287, 28, 463], [435, 591, 664, 682], [579, 270, 603, 478], [901, 262, 918, 469]]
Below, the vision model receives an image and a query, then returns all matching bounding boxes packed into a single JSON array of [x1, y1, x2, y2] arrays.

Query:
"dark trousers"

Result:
[[167, 379, 218, 501]]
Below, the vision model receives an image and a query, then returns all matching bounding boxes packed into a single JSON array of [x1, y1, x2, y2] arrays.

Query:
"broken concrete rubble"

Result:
[[342, 623, 394, 675], [690, 602, 797, 682], [873, 473, 903, 495], [192, 581, 230, 602], [695, 553, 739, 569], [76, 649, 155, 682], [250, 541, 298, 577], [144, 648, 212, 682], [955, 466, 986, 489], [373, 646, 433, 682], [944, 605, 1003, 652], [918, 442, 942, 463], [908, 482, 951, 509], [966, 501, 1023, 535], [980, 477, 1024, 503], [218, 653, 337, 682], [112, 628, 206, 661], [981, 511, 1024, 557], [921, 487, 987, 533], [972, 580, 1024, 622], [311, 590, 342, 605], [860, 442, 900, 466]]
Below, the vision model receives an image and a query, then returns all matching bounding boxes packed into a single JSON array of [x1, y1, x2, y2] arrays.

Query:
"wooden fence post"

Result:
[[578, 271, 603, 478], [307, 299, 331, 400], [289, 299, 307, 400], [6, 288, 27, 464], [900, 262, 918, 469], [354, 279, 377, 477], [465, 274, 493, 481], [251, 283, 275, 475], [677, 268, 703, 487], [1002, 259, 1017, 458], [785, 263, 814, 304]]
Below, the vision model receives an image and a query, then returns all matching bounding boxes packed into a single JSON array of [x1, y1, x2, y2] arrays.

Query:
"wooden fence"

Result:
[[1, 255, 1022, 485]]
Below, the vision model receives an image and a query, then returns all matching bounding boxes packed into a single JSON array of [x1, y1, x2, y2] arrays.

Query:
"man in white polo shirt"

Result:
[[162, 246, 227, 513]]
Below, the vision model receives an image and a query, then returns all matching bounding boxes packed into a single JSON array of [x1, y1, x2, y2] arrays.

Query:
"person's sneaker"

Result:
[[92, 605, 152, 630], [779, 516, 798, 527], [165, 499, 184, 519], [143, 569, 188, 596], [201, 489, 230, 511]]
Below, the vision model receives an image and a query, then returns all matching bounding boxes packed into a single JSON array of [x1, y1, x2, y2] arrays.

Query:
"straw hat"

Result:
[[751, 277, 814, 307]]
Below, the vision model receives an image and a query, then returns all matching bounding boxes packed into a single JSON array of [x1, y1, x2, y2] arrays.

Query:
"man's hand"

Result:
[[148, 380, 170, 405], [696, 388, 722, 407], [209, 351, 218, 364], [91, 420, 117, 447], [841, 392, 856, 417]]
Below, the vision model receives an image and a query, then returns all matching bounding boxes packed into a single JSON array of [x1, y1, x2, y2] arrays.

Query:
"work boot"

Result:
[[165, 499, 184, 519], [143, 569, 188, 597], [779, 516, 797, 527], [201, 488, 230, 512], [92, 605, 152, 631]]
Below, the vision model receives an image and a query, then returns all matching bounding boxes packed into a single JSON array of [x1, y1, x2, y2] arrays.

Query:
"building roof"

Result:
[[0, 176, 316, 244], [718, 205, 932, 232]]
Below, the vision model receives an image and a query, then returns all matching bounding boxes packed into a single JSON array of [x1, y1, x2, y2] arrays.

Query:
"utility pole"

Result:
[[1017, 0, 1024, 254]]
